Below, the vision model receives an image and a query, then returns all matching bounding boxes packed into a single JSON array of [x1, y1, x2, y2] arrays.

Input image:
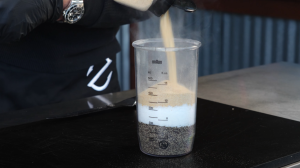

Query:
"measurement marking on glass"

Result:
[[152, 60, 162, 64], [149, 107, 157, 111], [149, 101, 158, 104], [148, 77, 157, 81], [148, 92, 157, 96], [148, 87, 157, 89], [158, 82, 168, 85], [158, 99, 168, 103], [149, 116, 158, 118], [158, 117, 168, 121]]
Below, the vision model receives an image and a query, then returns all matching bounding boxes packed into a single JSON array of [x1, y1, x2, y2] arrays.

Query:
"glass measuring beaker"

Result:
[[133, 38, 201, 157]]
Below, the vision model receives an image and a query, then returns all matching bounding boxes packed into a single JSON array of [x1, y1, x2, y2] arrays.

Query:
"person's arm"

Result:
[[0, 0, 63, 44], [0, 0, 149, 43], [1, 0, 189, 43], [57, 0, 72, 21], [63, 0, 72, 9]]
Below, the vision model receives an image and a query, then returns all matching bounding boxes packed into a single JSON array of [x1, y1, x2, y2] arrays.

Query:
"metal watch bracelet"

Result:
[[63, 0, 84, 24]]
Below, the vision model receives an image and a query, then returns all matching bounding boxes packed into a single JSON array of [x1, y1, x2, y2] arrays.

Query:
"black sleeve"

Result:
[[76, 0, 151, 28], [0, 0, 63, 44], [0, 0, 149, 43]]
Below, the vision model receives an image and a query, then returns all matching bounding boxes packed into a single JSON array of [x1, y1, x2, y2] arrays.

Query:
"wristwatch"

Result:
[[63, 0, 84, 24]]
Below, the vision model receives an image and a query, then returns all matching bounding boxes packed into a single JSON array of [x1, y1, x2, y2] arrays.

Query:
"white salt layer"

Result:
[[138, 103, 196, 127]]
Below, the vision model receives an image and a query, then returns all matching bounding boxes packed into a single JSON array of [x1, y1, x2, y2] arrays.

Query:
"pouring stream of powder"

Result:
[[160, 11, 177, 83]]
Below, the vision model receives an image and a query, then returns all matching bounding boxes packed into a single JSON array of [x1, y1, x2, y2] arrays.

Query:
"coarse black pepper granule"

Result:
[[138, 122, 195, 156]]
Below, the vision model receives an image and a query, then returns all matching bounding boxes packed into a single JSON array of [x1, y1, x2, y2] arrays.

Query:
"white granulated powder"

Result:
[[138, 80, 196, 127], [138, 104, 196, 127]]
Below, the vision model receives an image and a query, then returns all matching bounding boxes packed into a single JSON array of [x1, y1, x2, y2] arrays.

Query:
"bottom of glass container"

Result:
[[140, 148, 193, 158]]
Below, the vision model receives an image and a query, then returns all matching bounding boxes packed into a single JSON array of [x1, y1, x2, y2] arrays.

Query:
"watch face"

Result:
[[66, 4, 84, 24]]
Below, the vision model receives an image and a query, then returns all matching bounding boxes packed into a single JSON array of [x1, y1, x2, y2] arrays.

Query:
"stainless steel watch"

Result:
[[63, 0, 84, 24]]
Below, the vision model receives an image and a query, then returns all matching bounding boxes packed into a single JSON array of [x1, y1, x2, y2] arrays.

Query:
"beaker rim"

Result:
[[132, 38, 201, 51]]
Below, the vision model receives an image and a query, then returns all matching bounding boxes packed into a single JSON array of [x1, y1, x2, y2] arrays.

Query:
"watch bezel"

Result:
[[63, 3, 84, 24]]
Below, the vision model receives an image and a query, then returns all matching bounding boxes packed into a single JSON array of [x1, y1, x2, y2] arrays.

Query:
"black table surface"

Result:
[[1, 98, 300, 168]]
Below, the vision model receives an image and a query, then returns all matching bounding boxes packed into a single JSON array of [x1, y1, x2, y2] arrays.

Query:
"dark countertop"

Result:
[[1, 98, 300, 168]]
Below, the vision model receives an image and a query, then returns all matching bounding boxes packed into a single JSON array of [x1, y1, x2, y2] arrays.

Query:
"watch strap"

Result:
[[63, 0, 84, 24]]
